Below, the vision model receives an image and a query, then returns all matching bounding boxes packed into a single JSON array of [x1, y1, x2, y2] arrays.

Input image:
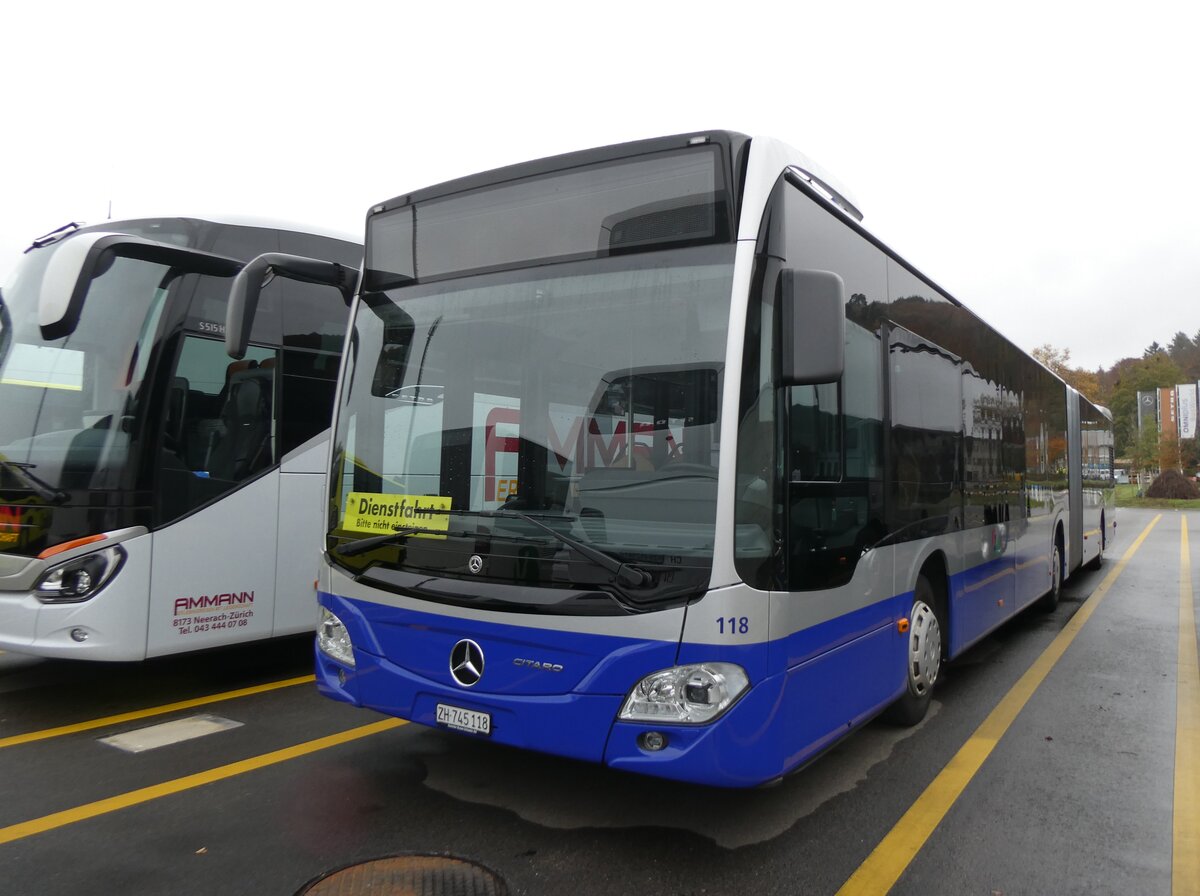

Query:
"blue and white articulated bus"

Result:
[[230, 132, 1115, 786], [0, 217, 360, 660]]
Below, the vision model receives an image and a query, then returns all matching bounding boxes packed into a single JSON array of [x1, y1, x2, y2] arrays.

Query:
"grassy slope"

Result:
[[1114, 482, 1200, 510]]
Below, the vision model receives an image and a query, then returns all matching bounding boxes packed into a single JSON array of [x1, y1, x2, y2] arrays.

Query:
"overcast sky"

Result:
[[3, 1, 1196, 372]]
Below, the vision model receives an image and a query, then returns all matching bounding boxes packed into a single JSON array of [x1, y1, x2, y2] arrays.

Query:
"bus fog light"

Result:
[[35, 546, 126, 604], [619, 663, 749, 724], [70, 628, 89, 642], [318, 607, 355, 668], [638, 731, 668, 752]]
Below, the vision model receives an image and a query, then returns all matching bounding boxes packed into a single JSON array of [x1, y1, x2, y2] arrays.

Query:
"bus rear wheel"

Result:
[[1085, 516, 1105, 570], [1038, 542, 1064, 612], [885, 575, 942, 726]]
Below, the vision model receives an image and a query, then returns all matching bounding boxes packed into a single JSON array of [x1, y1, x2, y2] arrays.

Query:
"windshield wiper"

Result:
[[0, 460, 70, 504], [336, 509, 653, 589], [333, 525, 452, 557], [478, 507, 652, 588]]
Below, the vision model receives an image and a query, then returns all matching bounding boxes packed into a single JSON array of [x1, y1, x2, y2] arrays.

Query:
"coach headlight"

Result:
[[317, 607, 355, 668], [619, 663, 749, 725], [35, 546, 125, 603]]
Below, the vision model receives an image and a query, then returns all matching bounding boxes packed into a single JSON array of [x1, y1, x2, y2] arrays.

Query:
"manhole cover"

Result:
[[298, 854, 507, 896]]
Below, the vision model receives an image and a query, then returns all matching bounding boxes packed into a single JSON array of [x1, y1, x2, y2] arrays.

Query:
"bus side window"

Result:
[[208, 359, 275, 481], [155, 335, 276, 524], [279, 348, 340, 455], [774, 181, 888, 591]]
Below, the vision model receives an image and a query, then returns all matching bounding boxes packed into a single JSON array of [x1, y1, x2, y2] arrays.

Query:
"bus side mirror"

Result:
[[226, 253, 359, 360], [38, 233, 242, 341], [780, 268, 845, 385]]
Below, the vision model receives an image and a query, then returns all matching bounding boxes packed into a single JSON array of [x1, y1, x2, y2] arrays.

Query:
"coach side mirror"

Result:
[[779, 268, 845, 386], [39, 233, 242, 341], [226, 253, 358, 360]]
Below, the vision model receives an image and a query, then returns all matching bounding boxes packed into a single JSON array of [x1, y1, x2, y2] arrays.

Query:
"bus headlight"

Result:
[[35, 546, 125, 603], [619, 663, 749, 725], [317, 607, 355, 668]]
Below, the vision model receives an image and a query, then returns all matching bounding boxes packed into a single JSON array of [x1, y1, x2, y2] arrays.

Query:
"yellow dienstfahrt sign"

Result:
[[343, 492, 453, 538]]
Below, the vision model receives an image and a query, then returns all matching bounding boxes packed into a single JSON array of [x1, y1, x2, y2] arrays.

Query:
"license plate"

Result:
[[435, 703, 491, 736]]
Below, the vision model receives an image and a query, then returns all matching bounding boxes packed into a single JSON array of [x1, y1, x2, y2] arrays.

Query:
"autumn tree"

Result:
[[1031, 343, 1105, 404], [1032, 343, 1071, 374], [1130, 421, 1159, 474], [1109, 352, 1185, 456], [1035, 331, 1198, 466], [1167, 330, 1200, 381]]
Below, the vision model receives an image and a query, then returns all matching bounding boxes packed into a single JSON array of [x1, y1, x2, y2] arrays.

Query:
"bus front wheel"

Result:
[[886, 575, 943, 726]]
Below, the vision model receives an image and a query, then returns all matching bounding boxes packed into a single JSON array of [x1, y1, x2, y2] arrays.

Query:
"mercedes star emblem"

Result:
[[450, 639, 484, 687], [468, 554, 484, 574]]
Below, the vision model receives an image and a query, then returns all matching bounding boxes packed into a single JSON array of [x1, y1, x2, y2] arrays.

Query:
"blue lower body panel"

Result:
[[328, 647, 624, 764], [315, 590, 906, 787], [316, 591, 678, 768]]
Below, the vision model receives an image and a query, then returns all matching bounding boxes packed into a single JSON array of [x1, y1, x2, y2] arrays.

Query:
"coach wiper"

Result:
[[0, 459, 70, 505], [489, 507, 653, 589]]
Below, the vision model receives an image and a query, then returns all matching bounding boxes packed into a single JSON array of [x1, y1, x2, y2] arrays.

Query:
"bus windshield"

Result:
[[330, 245, 735, 608], [0, 239, 170, 496]]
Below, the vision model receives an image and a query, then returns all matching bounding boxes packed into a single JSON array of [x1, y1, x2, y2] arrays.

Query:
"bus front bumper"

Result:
[[315, 639, 793, 788]]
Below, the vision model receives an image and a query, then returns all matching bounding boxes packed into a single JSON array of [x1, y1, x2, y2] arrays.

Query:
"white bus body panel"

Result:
[[272, 434, 331, 636], [34, 541, 153, 660], [0, 535, 153, 661], [146, 471, 280, 657], [0, 558, 40, 649]]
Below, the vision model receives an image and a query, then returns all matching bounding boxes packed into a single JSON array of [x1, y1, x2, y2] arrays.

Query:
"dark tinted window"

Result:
[[762, 182, 889, 590], [1025, 364, 1068, 519], [887, 260, 1030, 530], [888, 325, 962, 535], [178, 226, 358, 462], [365, 146, 730, 288], [185, 227, 282, 344], [280, 347, 340, 455], [156, 335, 276, 523], [279, 232, 360, 351], [1080, 399, 1114, 484]]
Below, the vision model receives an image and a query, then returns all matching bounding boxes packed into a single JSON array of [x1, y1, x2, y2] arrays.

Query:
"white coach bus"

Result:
[[0, 216, 359, 660]]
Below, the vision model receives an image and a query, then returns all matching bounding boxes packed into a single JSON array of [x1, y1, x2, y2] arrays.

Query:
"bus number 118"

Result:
[[718, 616, 749, 635]]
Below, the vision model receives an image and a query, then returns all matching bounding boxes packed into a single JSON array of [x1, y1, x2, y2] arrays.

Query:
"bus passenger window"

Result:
[[155, 336, 276, 524]]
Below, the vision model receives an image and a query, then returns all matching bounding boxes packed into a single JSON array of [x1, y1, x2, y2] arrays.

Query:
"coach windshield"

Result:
[[0, 237, 173, 494]]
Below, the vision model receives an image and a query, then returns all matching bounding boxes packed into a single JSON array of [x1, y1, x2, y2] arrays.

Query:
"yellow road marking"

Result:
[[0, 675, 314, 750], [0, 718, 406, 845], [837, 514, 1162, 896], [1175, 516, 1199, 894]]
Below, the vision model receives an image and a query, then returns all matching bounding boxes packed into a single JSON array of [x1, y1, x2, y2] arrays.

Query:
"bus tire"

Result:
[[885, 575, 943, 726], [1038, 541, 1064, 612], [1085, 517, 1105, 571]]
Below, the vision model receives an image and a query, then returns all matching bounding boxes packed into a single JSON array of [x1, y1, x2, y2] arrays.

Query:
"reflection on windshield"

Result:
[[331, 246, 735, 604], [0, 242, 171, 493]]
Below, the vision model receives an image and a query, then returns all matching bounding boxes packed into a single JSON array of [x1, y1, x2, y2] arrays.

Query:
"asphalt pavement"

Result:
[[0, 507, 1196, 895]]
